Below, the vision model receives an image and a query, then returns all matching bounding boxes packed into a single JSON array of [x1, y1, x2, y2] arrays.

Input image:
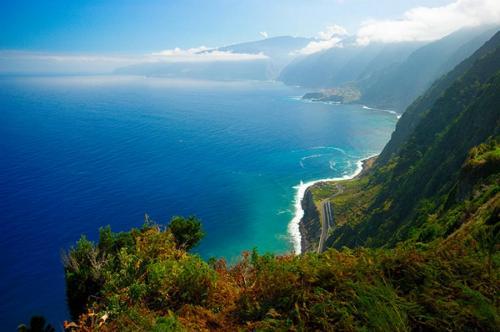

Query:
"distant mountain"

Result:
[[218, 36, 312, 77], [279, 41, 424, 88], [219, 36, 311, 56], [115, 36, 311, 80], [358, 26, 499, 110], [378, 27, 500, 164], [282, 26, 498, 111]]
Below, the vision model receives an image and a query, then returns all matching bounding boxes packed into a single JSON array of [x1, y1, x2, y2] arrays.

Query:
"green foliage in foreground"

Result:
[[63, 215, 205, 320], [62, 209, 499, 331], [168, 215, 205, 250]]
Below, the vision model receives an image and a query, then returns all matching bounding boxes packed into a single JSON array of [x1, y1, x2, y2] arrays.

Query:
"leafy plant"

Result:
[[168, 216, 205, 250]]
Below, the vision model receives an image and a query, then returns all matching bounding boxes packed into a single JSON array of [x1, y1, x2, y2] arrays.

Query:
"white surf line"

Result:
[[361, 105, 401, 119], [290, 96, 401, 119], [288, 153, 379, 255]]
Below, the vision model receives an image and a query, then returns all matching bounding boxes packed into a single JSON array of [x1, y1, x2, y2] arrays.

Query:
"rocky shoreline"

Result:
[[302, 86, 361, 104], [298, 155, 377, 253], [299, 188, 321, 253]]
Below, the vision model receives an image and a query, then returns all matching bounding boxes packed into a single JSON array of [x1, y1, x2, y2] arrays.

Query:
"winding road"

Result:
[[317, 183, 343, 253]]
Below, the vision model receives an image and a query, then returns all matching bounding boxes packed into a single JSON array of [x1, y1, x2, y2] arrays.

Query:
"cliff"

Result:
[[301, 30, 500, 251], [298, 188, 321, 253]]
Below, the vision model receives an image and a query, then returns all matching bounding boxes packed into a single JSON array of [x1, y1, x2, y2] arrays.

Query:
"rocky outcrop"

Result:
[[301, 86, 361, 104], [299, 188, 321, 253], [302, 91, 344, 103]]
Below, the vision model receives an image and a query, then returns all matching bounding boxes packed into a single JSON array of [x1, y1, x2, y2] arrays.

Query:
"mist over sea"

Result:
[[0, 76, 397, 328]]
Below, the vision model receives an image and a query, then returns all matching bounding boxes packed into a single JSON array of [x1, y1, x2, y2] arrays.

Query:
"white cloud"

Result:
[[0, 47, 269, 74], [295, 37, 344, 55], [260, 31, 269, 39], [151, 46, 211, 57], [356, 0, 500, 45], [151, 47, 268, 62], [295, 24, 347, 55], [317, 24, 348, 40]]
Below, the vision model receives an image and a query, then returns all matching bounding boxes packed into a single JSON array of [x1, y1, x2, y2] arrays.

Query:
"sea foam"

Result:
[[361, 105, 401, 119], [292, 96, 401, 119], [288, 154, 378, 255]]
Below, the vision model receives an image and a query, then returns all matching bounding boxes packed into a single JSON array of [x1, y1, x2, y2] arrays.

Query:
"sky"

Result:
[[1, 0, 499, 73], [0, 0, 463, 52]]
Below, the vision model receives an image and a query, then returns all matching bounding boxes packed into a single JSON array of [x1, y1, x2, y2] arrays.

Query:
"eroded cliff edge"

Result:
[[298, 188, 320, 253]]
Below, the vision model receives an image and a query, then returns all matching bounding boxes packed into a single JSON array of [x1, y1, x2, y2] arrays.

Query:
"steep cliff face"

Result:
[[299, 188, 320, 253], [323, 31, 500, 249], [280, 26, 497, 110], [377, 29, 500, 165]]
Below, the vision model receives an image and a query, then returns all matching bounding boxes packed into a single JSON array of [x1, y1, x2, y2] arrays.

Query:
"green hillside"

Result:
[[378, 29, 500, 165], [357, 26, 498, 110], [317, 30, 500, 250]]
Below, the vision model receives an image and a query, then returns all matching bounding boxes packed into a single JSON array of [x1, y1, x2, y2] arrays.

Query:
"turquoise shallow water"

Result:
[[0, 76, 397, 328]]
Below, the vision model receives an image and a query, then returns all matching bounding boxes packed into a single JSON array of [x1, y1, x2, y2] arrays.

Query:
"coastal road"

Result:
[[317, 184, 343, 253]]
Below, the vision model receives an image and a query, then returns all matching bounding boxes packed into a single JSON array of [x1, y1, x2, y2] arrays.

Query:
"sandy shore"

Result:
[[288, 154, 378, 255]]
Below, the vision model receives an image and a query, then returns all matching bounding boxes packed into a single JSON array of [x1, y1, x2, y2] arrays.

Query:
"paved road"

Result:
[[317, 184, 343, 253]]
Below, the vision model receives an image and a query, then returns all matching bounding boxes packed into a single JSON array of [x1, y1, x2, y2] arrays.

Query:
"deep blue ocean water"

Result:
[[0, 76, 397, 329]]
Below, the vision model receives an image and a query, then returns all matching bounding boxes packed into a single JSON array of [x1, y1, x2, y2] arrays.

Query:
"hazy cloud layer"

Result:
[[0, 48, 269, 73], [297, 0, 500, 55], [151, 47, 268, 62], [0, 51, 141, 73], [356, 0, 500, 45], [296, 24, 347, 55]]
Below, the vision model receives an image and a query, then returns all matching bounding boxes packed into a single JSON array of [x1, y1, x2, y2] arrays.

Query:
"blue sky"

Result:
[[1, 0, 454, 52], [1, 0, 499, 74]]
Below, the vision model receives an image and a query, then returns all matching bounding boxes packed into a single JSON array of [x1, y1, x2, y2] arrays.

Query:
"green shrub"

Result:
[[168, 216, 205, 250]]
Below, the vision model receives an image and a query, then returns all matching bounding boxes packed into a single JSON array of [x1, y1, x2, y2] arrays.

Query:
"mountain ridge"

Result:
[[295, 26, 498, 110]]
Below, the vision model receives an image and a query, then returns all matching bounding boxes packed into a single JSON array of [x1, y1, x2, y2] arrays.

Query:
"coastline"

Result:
[[293, 95, 402, 120], [360, 105, 402, 119], [288, 154, 378, 255]]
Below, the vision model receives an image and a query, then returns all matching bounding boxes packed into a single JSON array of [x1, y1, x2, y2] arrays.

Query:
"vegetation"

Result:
[[312, 31, 500, 251], [377, 29, 500, 165], [63, 216, 205, 321], [302, 86, 362, 103], [168, 215, 205, 251], [60, 208, 498, 331]]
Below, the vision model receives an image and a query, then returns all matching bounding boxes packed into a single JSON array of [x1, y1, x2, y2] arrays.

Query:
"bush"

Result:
[[168, 216, 205, 250], [62, 214, 499, 331], [63, 236, 107, 319]]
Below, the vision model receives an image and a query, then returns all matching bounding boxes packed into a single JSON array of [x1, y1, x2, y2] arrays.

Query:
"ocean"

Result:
[[0, 75, 397, 329]]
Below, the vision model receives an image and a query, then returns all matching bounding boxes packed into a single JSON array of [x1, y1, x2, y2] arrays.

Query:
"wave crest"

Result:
[[288, 154, 378, 255]]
